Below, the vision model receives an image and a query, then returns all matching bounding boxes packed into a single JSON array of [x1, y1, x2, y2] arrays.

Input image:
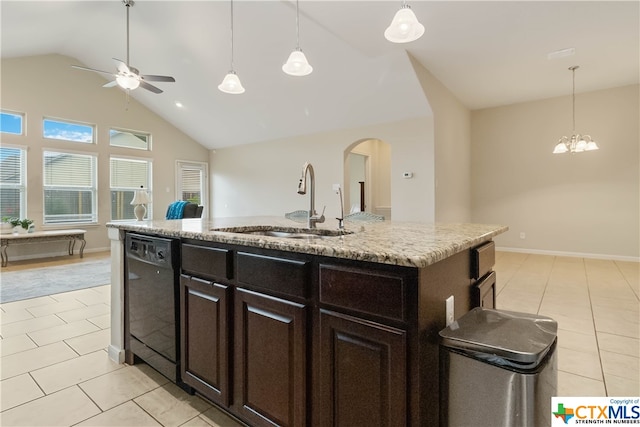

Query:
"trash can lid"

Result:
[[439, 308, 557, 365]]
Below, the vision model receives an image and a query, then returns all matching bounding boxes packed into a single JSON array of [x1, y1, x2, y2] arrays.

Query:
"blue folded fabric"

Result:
[[166, 201, 188, 219]]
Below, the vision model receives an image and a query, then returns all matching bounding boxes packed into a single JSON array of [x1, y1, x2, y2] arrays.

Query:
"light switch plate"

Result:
[[446, 295, 454, 327]]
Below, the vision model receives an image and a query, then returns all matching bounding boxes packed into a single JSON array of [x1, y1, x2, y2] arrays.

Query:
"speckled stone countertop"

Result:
[[107, 217, 507, 268]]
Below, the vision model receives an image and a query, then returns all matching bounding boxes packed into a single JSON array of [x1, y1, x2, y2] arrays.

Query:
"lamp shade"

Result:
[[130, 188, 150, 205], [282, 49, 313, 76], [116, 75, 140, 90], [218, 71, 245, 94], [384, 6, 425, 43]]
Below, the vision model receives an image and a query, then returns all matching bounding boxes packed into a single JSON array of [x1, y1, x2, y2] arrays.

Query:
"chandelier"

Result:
[[553, 66, 599, 154]]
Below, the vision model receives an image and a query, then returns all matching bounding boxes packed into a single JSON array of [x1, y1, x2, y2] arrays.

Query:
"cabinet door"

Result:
[[472, 271, 496, 309], [180, 275, 230, 406], [319, 310, 407, 427], [234, 288, 307, 427]]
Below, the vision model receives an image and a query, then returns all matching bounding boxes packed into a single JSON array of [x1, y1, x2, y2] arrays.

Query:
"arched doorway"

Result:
[[344, 139, 392, 219]]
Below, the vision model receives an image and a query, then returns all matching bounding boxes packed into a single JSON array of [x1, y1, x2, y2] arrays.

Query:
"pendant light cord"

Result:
[[125, 1, 131, 66], [230, 0, 235, 70], [570, 65, 578, 132], [295, 0, 300, 49]]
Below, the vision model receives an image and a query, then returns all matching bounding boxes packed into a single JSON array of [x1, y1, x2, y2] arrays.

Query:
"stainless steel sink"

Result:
[[212, 226, 351, 239]]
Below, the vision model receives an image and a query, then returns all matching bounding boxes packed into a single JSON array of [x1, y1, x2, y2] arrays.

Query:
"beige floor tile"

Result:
[[75, 289, 110, 306], [556, 329, 599, 354], [0, 373, 45, 411], [26, 299, 87, 317], [56, 303, 110, 323], [0, 308, 34, 325], [0, 314, 65, 338], [76, 401, 161, 426], [605, 373, 640, 396], [30, 349, 122, 394], [28, 319, 100, 346], [0, 385, 100, 426], [65, 328, 110, 355], [50, 287, 108, 305], [80, 363, 169, 411], [544, 312, 595, 336], [558, 347, 603, 381], [593, 315, 639, 339], [596, 332, 640, 358], [557, 371, 606, 397], [134, 383, 211, 427], [0, 334, 37, 356], [198, 406, 246, 427], [0, 295, 56, 313], [91, 284, 111, 296], [591, 295, 640, 312], [181, 416, 217, 427], [599, 350, 639, 380], [88, 313, 110, 329], [0, 341, 78, 380], [539, 299, 593, 321]]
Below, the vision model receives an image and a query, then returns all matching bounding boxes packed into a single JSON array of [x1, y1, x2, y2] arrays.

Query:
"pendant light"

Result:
[[282, 0, 313, 76], [553, 66, 599, 154], [219, 0, 245, 94], [384, 0, 425, 43]]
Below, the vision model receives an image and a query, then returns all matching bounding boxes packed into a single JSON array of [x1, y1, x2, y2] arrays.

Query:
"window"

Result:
[[1, 111, 24, 135], [176, 161, 207, 213], [0, 146, 26, 218], [43, 118, 94, 144], [110, 157, 152, 220], [110, 128, 150, 150], [43, 151, 97, 224]]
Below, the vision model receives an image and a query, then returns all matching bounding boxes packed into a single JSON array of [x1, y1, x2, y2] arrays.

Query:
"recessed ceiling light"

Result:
[[175, 101, 184, 108], [547, 47, 576, 60]]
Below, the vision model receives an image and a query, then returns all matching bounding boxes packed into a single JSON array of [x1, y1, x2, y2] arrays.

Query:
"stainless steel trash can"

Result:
[[439, 307, 557, 427]]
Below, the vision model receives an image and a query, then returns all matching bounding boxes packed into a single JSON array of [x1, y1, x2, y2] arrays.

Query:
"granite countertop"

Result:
[[107, 216, 507, 268]]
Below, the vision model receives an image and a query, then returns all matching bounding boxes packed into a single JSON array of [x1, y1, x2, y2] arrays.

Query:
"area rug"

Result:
[[0, 258, 111, 303]]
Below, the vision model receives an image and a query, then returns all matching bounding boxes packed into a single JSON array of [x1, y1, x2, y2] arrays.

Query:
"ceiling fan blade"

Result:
[[71, 65, 115, 77], [113, 58, 130, 74], [103, 81, 118, 88], [141, 75, 176, 83], [139, 80, 163, 94]]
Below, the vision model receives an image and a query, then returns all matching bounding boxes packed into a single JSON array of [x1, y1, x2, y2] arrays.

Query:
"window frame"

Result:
[[42, 149, 98, 225], [0, 144, 27, 219], [42, 117, 96, 144], [109, 127, 151, 151], [176, 160, 208, 217], [109, 155, 153, 221]]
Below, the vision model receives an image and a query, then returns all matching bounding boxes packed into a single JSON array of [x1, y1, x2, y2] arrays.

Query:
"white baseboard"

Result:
[[4, 247, 110, 263], [497, 246, 640, 262]]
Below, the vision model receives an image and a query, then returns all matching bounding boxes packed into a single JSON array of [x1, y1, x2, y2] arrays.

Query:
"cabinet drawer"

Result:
[[472, 271, 496, 309], [237, 252, 311, 299], [471, 241, 495, 279], [319, 264, 406, 322], [182, 244, 233, 281]]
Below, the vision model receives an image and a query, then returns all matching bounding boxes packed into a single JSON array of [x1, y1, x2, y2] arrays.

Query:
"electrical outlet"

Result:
[[519, 232, 526, 239], [446, 296, 454, 327], [332, 184, 341, 192]]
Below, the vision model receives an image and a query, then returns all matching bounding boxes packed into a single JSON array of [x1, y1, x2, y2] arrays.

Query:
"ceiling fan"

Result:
[[72, 0, 175, 94]]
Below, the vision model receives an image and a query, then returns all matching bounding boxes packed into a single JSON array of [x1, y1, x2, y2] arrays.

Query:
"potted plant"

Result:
[[9, 217, 34, 234], [1, 217, 13, 233]]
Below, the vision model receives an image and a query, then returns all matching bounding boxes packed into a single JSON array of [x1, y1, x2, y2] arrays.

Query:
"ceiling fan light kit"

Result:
[[385, 1, 425, 43], [553, 65, 600, 154]]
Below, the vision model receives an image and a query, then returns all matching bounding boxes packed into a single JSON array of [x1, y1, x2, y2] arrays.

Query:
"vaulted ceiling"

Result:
[[2, 1, 638, 149]]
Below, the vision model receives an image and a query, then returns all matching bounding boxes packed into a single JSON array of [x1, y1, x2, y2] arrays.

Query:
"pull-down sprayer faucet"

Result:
[[297, 162, 325, 228]]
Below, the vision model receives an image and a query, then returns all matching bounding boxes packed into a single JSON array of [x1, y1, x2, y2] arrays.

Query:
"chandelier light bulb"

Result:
[[218, 71, 245, 94], [283, 48, 313, 76], [385, 4, 425, 43]]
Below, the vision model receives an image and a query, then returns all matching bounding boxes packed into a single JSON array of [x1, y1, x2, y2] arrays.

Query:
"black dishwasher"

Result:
[[125, 233, 182, 384]]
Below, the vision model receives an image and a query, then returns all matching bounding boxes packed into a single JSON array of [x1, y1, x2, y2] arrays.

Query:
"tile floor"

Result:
[[0, 251, 638, 426]]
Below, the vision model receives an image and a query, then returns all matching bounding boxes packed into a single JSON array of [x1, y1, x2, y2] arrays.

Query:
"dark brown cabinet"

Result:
[[180, 275, 230, 406], [318, 309, 407, 427], [234, 288, 307, 427]]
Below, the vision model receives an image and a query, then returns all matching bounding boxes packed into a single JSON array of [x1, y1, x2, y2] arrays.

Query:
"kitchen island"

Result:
[[107, 217, 507, 426]]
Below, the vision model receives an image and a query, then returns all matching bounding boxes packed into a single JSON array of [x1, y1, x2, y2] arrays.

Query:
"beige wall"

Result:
[[211, 117, 435, 223], [1, 54, 209, 259], [471, 84, 639, 259]]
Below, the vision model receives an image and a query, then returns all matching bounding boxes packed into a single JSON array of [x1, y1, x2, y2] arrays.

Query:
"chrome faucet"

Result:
[[297, 162, 325, 228]]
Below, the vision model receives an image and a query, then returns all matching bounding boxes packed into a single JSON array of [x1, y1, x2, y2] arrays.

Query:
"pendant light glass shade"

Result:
[[219, 0, 244, 94], [553, 66, 599, 154], [218, 71, 245, 94], [384, 3, 424, 43], [283, 0, 312, 77], [283, 48, 313, 76]]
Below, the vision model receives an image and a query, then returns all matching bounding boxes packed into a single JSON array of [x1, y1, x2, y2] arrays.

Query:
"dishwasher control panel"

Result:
[[126, 233, 175, 267]]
